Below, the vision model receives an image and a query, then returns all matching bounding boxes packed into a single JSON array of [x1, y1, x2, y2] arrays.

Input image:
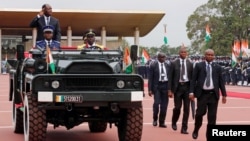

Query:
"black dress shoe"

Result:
[[153, 121, 157, 126], [181, 129, 189, 134], [159, 124, 167, 128], [192, 131, 198, 139], [172, 124, 177, 130]]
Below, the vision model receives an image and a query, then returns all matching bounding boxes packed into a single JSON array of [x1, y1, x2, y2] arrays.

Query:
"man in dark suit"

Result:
[[189, 49, 227, 140], [148, 52, 170, 128], [30, 4, 61, 41], [168, 47, 193, 134]]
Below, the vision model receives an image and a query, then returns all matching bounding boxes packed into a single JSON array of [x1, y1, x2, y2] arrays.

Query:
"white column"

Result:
[[101, 26, 106, 47], [32, 28, 37, 47], [67, 26, 72, 46], [118, 36, 122, 45], [134, 27, 140, 56], [0, 29, 2, 73]]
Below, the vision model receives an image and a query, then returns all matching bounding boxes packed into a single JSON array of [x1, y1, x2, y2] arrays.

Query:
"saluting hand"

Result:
[[39, 8, 44, 16]]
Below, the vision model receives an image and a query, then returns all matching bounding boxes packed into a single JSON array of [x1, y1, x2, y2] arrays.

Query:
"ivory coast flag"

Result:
[[46, 47, 56, 74], [123, 47, 132, 74], [241, 39, 249, 57], [231, 48, 237, 68], [141, 49, 150, 65], [205, 24, 211, 42]]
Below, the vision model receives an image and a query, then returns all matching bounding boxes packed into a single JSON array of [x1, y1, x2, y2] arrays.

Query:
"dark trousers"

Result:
[[153, 82, 169, 124], [172, 83, 190, 130], [194, 90, 218, 138]]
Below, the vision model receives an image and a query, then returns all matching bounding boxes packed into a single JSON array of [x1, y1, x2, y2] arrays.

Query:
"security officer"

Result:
[[77, 29, 105, 50], [36, 25, 60, 50]]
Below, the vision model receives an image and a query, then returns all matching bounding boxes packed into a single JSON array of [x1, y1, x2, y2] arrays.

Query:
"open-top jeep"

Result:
[[8, 45, 144, 141]]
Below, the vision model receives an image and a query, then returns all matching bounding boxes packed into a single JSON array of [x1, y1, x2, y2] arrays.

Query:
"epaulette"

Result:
[[36, 40, 43, 44], [96, 44, 104, 49]]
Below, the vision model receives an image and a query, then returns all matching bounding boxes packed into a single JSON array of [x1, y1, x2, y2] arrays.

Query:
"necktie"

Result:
[[47, 41, 50, 47], [161, 63, 165, 81], [206, 63, 211, 87], [181, 60, 185, 81], [46, 17, 50, 25]]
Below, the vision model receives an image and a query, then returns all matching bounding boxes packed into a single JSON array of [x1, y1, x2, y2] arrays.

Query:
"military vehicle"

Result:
[[8, 45, 144, 141]]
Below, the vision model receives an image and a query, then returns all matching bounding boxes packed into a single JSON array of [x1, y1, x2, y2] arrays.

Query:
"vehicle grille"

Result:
[[63, 77, 113, 91]]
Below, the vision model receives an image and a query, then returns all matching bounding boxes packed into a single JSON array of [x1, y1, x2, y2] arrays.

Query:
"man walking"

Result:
[[189, 49, 227, 140], [168, 47, 193, 134], [148, 52, 170, 128]]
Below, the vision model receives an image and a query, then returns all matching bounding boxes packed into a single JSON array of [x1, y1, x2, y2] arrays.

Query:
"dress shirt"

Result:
[[179, 59, 189, 82], [158, 62, 168, 81]]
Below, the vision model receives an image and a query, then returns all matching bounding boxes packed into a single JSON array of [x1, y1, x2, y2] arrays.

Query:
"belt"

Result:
[[158, 81, 168, 84], [179, 81, 190, 85], [202, 89, 215, 94]]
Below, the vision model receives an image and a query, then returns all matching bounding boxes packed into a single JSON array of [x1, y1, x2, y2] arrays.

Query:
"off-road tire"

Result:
[[88, 121, 107, 132], [118, 106, 143, 141], [24, 94, 47, 141], [12, 92, 24, 133]]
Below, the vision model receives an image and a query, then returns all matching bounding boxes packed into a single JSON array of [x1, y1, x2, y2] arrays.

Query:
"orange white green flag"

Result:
[[46, 47, 56, 74], [241, 39, 249, 57], [205, 24, 211, 42], [141, 49, 150, 65], [123, 47, 132, 74]]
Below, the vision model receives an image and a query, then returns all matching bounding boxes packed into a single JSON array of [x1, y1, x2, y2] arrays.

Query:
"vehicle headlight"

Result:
[[51, 80, 60, 89], [133, 81, 141, 88], [117, 80, 125, 89]]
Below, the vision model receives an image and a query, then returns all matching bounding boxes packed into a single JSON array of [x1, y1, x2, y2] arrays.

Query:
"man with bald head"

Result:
[[168, 47, 193, 134], [30, 4, 61, 42], [189, 49, 227, 140]]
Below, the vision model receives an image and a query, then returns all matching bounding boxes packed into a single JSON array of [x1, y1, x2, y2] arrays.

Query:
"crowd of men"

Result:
[[136, 55, 250, 86]]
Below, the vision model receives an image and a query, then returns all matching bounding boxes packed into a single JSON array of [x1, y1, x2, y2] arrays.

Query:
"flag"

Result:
[[163, 24, 168, 44], [122, 47, 133, 74], [205, 24, 211, 42], [46, 47, 56, 74], [141, 49, 150, 65], [231, 40, 241, 68], [241, 39, 249, 57], [164, 36, 168, 45], [231, 48, 237, 68]]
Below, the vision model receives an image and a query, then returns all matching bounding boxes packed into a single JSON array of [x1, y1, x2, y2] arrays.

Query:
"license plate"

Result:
[[56, 95, 83, 103]]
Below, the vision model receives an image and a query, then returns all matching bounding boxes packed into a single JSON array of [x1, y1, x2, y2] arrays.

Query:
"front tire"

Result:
[[12, 92, 24, 133], [118, 107, 143, 141], [24, 94, 47, 141]]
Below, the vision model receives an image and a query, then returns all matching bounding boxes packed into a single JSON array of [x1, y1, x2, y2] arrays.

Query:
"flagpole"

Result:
[[46, 45, 49, 74]]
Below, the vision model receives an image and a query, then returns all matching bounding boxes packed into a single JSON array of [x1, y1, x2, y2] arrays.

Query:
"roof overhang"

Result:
[[0, 8, 165, 37]]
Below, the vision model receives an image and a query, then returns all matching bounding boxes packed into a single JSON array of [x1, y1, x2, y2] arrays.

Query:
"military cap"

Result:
[[43, 25, 54, 33], [85, 28, 96, 36]]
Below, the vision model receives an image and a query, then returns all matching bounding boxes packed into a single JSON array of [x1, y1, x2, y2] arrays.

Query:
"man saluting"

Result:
[[30, 4, 61, 42]]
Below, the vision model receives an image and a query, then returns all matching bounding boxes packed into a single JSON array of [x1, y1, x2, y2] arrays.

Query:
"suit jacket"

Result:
[[30, 16, 61, 41], [189, 61, 227, 99], [148, 61, 171, 93], [168, 58, 193, 93], [36, 40, 60, 50]]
